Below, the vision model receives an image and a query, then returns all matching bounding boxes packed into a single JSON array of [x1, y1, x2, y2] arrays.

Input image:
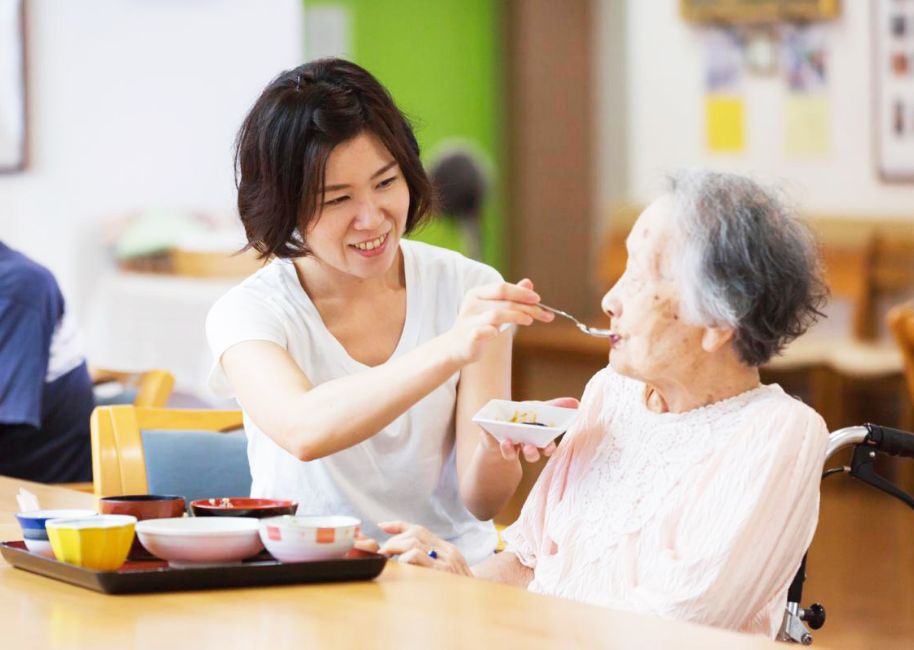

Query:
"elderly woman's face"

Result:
[[601, 197, 705, 384]]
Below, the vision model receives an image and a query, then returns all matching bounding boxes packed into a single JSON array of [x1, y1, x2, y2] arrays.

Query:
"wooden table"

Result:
[[0, 477, 788, 649]]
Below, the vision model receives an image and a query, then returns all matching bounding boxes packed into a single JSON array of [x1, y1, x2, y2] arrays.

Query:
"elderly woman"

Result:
[[373, 169, 830, 638]]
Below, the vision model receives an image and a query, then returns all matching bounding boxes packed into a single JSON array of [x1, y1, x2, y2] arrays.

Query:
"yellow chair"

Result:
[[887, 303, 914, 489], [91, 405, 244, 498], [91, 368, 176, 408], [58, 370, 178, 493]]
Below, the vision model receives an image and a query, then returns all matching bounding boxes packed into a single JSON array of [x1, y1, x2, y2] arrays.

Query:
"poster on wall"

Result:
[[874, 0, 914, 182], [782, 24, 830, 157], [0, 0, 26, 172], [705, 27, 746, 153]]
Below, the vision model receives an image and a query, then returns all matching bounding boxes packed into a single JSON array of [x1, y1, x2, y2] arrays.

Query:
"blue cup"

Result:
[[15, 509, 97, 557]]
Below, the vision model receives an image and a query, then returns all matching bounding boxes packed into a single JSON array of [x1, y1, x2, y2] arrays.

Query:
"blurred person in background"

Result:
[[428, 145, 490, 260], [207, 58, 573, 566], [373, 170, 831, 638], [0, 242, 94, 483]]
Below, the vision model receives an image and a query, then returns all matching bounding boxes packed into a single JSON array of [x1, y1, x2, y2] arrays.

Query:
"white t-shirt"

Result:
[[206, 240, 500, 565]]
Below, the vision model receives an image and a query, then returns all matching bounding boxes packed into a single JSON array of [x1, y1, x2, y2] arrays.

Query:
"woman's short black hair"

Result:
[[234, 58, 433, 259]]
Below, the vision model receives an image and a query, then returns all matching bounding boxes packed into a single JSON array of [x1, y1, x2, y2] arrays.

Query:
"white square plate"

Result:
[[472, 399, 579, 448]]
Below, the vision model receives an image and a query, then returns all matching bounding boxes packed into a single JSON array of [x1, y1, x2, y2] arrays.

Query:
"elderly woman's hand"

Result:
[[487, 396, 580, 463], [376, 521, 472, 576]]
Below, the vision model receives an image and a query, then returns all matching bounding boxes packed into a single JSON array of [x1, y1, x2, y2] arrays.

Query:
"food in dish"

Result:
[[503, 411, 551, 427]]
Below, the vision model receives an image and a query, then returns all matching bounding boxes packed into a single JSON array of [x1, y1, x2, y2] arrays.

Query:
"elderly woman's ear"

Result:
[[700, 326, 735, 354]]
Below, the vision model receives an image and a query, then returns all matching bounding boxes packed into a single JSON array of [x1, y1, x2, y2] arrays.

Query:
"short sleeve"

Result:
[[205, 287, 288, 398], [0, 296, 56, 427], [461, 258, 503, 293]]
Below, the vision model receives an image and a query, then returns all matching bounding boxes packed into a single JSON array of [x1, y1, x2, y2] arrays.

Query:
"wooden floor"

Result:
[[804, 476, 914, 649]]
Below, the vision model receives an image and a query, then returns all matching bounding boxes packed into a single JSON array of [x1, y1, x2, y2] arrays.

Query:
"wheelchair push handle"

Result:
[[864, 423, 914, 458]]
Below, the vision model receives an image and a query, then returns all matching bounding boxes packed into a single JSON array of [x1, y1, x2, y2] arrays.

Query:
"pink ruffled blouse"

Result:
[[502, 367, 828, 637]]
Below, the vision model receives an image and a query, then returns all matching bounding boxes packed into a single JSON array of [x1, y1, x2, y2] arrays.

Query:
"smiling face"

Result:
[[600, 196, 708, 385], [303, 131, 411, 280]]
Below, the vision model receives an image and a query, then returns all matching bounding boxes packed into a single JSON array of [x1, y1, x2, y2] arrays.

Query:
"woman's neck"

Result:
[[293, 248, 405, 304], [643, 361, 761, 414]]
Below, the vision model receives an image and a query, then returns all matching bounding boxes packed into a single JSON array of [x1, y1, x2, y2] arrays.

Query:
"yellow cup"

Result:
[[46, 515, 137, 571]]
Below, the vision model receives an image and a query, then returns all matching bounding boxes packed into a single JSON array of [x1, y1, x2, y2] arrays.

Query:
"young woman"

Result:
[[206, 58, 570, 564]]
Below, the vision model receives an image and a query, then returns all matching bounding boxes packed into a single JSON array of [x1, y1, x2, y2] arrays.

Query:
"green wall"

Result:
[[305, 0, 505, 270]]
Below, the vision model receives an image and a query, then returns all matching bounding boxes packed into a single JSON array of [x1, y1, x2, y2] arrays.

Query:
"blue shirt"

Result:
[[0, 242, 94, 482]]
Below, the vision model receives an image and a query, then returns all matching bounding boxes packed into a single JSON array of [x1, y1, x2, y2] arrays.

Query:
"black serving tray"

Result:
[[1, 540, 386, 594]]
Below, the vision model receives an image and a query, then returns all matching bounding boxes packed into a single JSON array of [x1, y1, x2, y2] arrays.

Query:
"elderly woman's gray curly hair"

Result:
[[669, 169, 829, 367]]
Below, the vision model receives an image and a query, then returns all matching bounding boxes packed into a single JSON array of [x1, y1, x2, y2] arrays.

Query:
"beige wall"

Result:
[[0, 0, 303, 319], [599, 0, 914, 221]]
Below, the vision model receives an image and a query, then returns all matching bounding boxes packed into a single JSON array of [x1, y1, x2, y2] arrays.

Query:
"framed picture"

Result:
[[681, 0, 840, 24], [874, 0, 914, 182], [0, 0, 26, 173]]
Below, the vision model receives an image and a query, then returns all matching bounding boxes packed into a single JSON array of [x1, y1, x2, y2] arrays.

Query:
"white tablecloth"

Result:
[[84, 272, 240, 404]]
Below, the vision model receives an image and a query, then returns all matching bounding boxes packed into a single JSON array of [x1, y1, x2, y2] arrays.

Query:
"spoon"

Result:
[[539, 303, 613, 338]]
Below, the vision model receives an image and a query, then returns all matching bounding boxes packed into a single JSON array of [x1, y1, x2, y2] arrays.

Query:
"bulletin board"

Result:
[[874, 0, 914, 182]]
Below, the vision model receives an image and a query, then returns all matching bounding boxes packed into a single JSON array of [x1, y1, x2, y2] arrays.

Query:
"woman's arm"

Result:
[[454, 328, 580, 520], [472, 550, 534, 587], [452, 329, 522, 520], [220, 281, 551, 461], [222, 336, 462, 460]]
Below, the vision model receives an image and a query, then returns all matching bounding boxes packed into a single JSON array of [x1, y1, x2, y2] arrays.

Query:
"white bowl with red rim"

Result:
[[259, 515, 360, 562]]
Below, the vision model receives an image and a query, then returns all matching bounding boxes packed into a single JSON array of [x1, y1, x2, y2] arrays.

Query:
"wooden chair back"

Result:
[[90, 405, 243, 497], [888, 303, 914, 410], [91, 368, 175, 407]]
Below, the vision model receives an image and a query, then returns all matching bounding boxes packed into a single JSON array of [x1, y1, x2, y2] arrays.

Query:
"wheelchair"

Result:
[[778, 423, 914, 644]]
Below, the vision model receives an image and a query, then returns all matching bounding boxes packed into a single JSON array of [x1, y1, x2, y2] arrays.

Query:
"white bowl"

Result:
[[135, 516, 262, 566], [472, 399, 579, 447], [259, 515, 360, 563]]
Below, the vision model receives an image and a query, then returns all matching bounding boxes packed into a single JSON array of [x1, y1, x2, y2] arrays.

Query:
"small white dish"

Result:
[[472, 399, 578, 447], [259, 515, 360, 563], [135, 516, 262, 566]]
